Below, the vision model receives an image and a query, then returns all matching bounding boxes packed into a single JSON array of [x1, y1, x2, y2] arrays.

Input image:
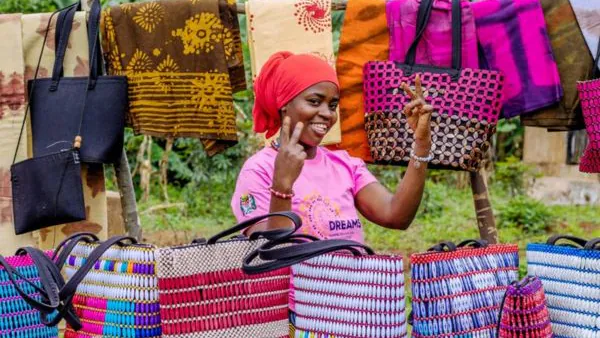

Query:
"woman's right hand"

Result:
[[272, 116, 306, 193]]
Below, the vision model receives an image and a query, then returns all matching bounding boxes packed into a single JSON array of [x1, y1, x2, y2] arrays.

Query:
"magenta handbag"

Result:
[[577, 38, 600, 173], [364, 0, 505, 171], [387, 0, 479, 69]]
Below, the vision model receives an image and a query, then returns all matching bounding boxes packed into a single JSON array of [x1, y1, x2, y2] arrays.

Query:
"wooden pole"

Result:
[[235, 0, 347, 13], [115, 149, 143, 241], [470, 170, 498, 244]]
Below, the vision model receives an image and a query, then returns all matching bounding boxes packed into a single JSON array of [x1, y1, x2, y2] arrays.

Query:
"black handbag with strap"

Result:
[[28, 0, 127, 164]]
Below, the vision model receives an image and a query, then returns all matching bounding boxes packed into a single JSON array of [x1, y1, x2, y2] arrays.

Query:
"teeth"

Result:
[[311, 123, 328, 133]]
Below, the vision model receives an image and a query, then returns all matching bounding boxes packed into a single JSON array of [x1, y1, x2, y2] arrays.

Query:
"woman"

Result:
[[231, 51, 433, 242]]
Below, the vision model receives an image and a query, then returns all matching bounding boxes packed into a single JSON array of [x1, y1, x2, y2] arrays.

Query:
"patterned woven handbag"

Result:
[[577, 37, 600, 173], [526, 235, 600, 338], [363, 0, 504, 171], [156, 211, 301, 338], [244, 235, 408, 338], [409, 239, 519, 337], [0, 250, 59, 338], [61, 235, 161, 338], [497, 276, 553, 338]]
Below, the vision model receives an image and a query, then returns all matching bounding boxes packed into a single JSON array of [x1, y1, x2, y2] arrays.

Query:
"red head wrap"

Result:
[[252, 51, 340, 138]]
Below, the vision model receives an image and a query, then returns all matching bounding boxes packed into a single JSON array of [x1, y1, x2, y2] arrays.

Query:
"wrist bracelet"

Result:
[[269, 187, 294, 199], [410, 149, 434, 169]]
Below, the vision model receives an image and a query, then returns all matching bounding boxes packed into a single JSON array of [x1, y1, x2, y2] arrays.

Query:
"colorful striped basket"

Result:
[[62, 237, 161, 338], [497, 276, 553, 338], [243, 236, 408, 338], [0, 251, 58, 338], [155, 211, 301, 338], [410, 239, 520, 337], [526, 235, 600, 338]]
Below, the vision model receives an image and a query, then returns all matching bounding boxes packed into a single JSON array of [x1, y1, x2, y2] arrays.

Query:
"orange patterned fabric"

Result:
[[334, 0, 389, 162]]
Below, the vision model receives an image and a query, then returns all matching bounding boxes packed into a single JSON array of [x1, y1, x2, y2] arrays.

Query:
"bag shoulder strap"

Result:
[[207, 211, 302, 244]]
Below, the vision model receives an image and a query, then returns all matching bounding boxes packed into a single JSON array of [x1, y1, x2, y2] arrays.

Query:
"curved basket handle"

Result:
[[51, 232, 99, 270], [546, 235, 588, 247], [427, 241, 457, 252], [207, 211, 302, 244], [457, 239, 489, 248], [584, 238, 600, 250]]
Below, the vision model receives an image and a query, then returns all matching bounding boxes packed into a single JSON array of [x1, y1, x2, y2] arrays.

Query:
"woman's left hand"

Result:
[[401, 74, 433, 155]]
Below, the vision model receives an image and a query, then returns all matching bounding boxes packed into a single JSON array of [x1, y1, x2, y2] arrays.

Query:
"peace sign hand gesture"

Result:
[[272, 116, 306, 192], [401, 74, 433, 154]]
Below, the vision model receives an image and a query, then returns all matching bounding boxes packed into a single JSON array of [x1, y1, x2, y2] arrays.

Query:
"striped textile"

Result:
[[410, 243, 519, 337], [156, 238, 290, 338], [63, 242, 161, 338], [290, 253, 407, 338], [0, 253, 57, 338], [526, 241, 600, 338]]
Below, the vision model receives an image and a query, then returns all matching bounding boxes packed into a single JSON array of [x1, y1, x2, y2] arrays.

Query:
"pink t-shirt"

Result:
[[231, 146, 378, 243]]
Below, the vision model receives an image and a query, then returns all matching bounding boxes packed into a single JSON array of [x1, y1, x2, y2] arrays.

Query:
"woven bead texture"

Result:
[[156, 238, 290, 338], [410, 244, 520, 337], [498, 277, 553, 338], [63, 242, 160, 338], [363, 61, 504, 171], [290, 253, 407, 338], [576, 79, 600, 173], [527, 242, 600, 337], [0, 253, 58, 338]]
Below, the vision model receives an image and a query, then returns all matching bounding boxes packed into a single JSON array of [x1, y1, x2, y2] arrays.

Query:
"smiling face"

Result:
[[281, 81, 340, 147]]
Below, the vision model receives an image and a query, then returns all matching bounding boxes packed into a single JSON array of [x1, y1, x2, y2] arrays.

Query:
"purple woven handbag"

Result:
[[577, 37, 600, 173], [363, 0, 505, 171]]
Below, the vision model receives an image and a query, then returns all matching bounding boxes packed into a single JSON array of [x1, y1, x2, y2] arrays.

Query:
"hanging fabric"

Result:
[[101, 0, 244, 156], [335, 0, 389, 162], [386, 0, 479, 69], [520, 0, 588, 131], [246, 0, 341, 146], [21, 8, 108, 248], [0, 14, 37, 254], [569, 0, 600, 70], [471, 0, 563, 119]]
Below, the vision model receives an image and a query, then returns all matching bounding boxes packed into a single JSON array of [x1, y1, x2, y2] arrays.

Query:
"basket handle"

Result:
[[584, 238, 600, 250], [427, 241, 457, 252], [546, 235, 588, 247], [457, 239, 489, 248]]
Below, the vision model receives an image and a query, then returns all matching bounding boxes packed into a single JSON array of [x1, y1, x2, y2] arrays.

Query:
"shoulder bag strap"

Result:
[[207, 211, 302, 244]]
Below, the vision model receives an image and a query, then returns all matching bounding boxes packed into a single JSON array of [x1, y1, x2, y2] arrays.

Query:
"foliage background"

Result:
[[3, 0, 598, 280]]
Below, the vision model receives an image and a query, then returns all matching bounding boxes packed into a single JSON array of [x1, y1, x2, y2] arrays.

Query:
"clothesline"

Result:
[[234, 0, 348, 13]]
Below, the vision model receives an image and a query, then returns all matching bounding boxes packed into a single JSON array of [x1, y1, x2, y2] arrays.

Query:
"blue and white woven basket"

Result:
[[526, 236, 600, 338]]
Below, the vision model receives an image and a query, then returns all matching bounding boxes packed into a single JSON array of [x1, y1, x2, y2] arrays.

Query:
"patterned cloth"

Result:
[[335, 0, 388, 162], [102, 0, 244, 156], [0, 14, 37, 254], [386, 0, 479, 69], [520, 0, 588, 131], [569, 0, 600, 70], [246, 0, 341, 146], [21, 11, 108, 250], [471, 0, 563, 118]]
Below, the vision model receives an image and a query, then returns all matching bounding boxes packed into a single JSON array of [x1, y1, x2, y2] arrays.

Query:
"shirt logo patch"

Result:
[[240, 194, 257, 216]]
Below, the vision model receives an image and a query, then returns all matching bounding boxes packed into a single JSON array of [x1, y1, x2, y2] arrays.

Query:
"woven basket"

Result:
[[526, 236, 600, 338], [576, 78, 600, 173], [409, 240, 519, 337], [498, 276, 553, 338], [0, 252, 58, 338], [63, 242, 161, 338]]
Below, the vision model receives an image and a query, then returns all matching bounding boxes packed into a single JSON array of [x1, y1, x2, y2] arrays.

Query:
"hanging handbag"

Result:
[[243, 235, 408, 338], [29, 0, 127, 164], [409, 239, 519, 337], [576, 37, 600, 173], [363, 0, 505, 171], [526, 235, 600, 338], [10, 5, 86, 235], [497, 276, 553, 338], [156, 211, 301, 338]]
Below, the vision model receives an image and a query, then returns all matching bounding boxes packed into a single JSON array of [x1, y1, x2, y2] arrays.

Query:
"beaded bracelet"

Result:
[[410, 149, 434, 169], [269, 187, 294, 199]]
